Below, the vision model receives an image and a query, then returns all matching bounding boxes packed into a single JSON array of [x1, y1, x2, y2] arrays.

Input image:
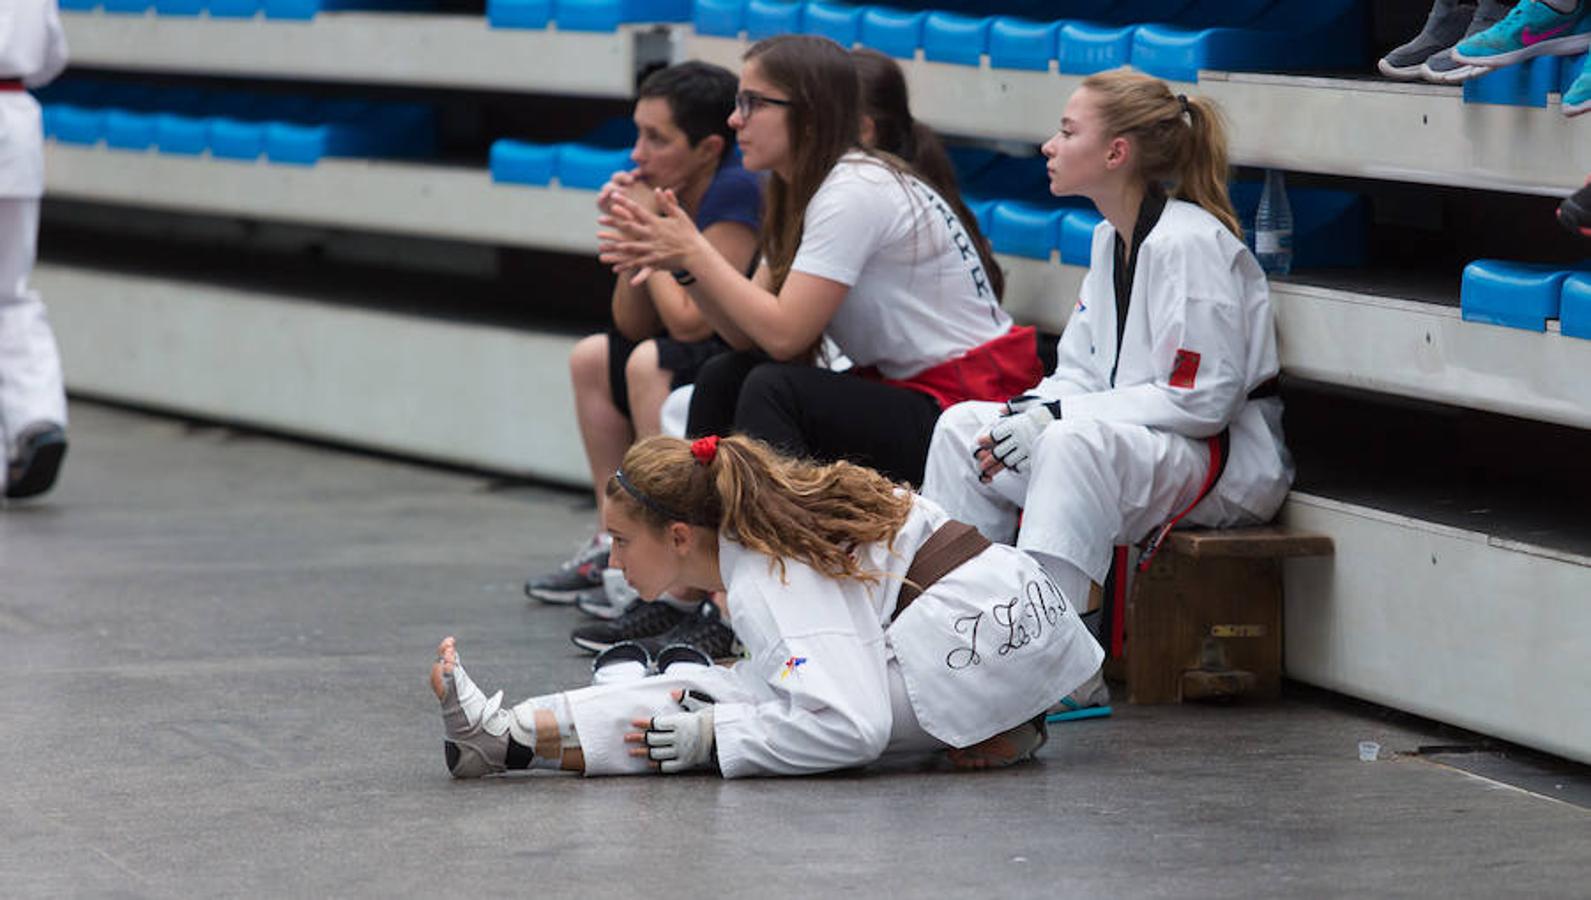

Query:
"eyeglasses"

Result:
[[734, 90, 793, 119]]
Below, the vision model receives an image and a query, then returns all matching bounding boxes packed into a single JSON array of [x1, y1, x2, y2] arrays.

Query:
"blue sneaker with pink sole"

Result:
[[1450, 0, 1591, 68]]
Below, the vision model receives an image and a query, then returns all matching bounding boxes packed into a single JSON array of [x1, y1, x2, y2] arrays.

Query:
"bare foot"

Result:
[[430, 636, 457, 700], [947, 722, 1045, 771]]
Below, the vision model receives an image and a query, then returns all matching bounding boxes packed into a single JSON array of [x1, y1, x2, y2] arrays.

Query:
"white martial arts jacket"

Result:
[[0, 1, 68, 200], [1032, 199, 1293, 523], [711, 494, 1101, 778]]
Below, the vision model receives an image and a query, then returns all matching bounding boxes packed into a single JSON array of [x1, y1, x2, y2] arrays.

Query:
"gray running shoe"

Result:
[[1378, 0, 1479, 79], [525, 534, 609, 605], [1422, 0, 1511, 82]]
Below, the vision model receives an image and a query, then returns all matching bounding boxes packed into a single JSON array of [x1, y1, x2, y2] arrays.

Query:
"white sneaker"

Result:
[[576, 567, 640, 619]]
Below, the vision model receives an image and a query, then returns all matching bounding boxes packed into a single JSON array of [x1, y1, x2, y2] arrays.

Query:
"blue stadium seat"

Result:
[[1460, 260, 1577, 331], [153, 0, 205, 14], [1464, 54, 1560, 108], [746, 0, 803, 40], [267, 101, 437, 164], [1560, 52, 1588, 96], [210, 96, 318, 161], [106, 88, 204, 151], [987, 17, 1061, 72], [989, 201, 1067, 260], [557, 144, 636, 189], [1132, 0, 1367, 82], [1059, 22, 1137, 75], [208, 0, 263, 18], [1059, 209, 1103, 266], [922, 12, 989, 66], [264, 0, 438, 20], [491, 140, 561, 186], [693, 0, 746, 36], [488, 0, 551, 27], [102, 0, 152, 13], [59, 0, 101, 10], [1561, 273, 1591, 341], [860, 7, 926, 60], [555, 0, 692, 32], [804, 2, 863, 47], [967, 197, 998, 235]]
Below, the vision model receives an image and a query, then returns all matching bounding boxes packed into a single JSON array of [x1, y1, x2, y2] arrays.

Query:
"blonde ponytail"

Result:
[[606, 435, 913, 584], [1080, 69, 1242, 239]]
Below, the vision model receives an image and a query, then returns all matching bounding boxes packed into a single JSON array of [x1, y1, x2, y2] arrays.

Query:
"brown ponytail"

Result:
[[1079, 69, 1242, 239], [605, 435, 913, 584]]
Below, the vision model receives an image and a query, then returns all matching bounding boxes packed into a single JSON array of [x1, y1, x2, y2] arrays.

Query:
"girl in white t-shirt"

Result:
[[599, 34, 1041, 486]]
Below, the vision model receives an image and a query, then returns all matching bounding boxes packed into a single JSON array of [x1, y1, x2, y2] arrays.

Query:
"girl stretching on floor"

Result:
[[429, 435, 1102, 778]]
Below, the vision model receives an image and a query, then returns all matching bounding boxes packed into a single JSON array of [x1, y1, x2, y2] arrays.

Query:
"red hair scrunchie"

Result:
[[690, 435, 721, 466]]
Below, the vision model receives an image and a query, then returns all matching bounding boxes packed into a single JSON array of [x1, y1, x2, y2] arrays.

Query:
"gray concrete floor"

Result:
[[4, 402, 1588, 898]]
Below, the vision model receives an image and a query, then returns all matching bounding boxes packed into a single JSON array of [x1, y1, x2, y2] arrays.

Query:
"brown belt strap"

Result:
[[892, 520, 992, 621]]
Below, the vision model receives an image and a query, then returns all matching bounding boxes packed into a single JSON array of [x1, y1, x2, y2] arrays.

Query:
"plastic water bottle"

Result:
[[1255, 168, 1294, 276]]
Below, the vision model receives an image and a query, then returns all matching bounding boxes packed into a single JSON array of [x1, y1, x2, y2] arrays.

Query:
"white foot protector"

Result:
[[439, 661, 512, 778]]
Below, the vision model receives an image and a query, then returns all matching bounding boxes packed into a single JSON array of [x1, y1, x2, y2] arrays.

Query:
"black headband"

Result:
[[614, 469, 713, 527]]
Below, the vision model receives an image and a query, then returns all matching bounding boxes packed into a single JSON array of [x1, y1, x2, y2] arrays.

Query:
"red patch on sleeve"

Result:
[[1169, 349, 1201, 389]]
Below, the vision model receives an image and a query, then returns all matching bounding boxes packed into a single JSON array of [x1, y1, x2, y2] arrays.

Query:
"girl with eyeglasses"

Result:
[[599, 35, 1041, 487]]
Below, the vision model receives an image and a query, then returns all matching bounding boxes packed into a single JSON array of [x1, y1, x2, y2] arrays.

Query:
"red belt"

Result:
[[0, 80, 25, 92], [853, 325, 1045, 411]]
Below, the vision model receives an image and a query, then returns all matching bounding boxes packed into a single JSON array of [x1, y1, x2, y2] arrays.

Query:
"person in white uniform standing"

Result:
[[0, 0, 69, 500], [427, 434, 1102, 779], [919, 69, 1295, 635]]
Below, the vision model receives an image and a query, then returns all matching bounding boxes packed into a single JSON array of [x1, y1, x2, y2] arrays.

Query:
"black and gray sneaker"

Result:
[[525, 536, 609, 605], [5, 422, 67, 500], [638, 600, 742, 662], [1420, 0, 1509, 83], [1559, 182, 1591, 239], [570, 599, 689, 654], [1378, 0, 1478, 79]]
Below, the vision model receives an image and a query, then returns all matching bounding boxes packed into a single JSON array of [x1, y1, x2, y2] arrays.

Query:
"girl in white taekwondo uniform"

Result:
[[427, 434, 1102, 778], [0, 0, 70, 499], [597, 34, 1040, 488], [919, 69, 1294, 621]]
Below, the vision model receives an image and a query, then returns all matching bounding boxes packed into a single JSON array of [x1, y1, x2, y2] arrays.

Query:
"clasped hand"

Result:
[[597, 186, 704, 287]]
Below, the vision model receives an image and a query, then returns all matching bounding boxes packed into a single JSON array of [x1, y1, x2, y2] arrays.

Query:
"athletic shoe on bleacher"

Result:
[[1562, 64, 1591, 115], [576, 567, 641, 619], [525, 533, 609, 605], [637, 600, 742, 662], [1557, 182, 1591, 234], [1421, 0, 1512, 81], [1451, 0, 1591, 68], [1378, 0, 1483, 79], [570, 598, 688, 654]]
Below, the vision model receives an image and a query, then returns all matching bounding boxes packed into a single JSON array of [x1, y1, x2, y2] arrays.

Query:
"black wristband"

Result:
[[672, 269, 697, 286]]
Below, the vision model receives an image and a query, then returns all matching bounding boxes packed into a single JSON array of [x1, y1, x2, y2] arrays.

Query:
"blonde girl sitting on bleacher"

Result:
[[920, 70, 1294, 648]]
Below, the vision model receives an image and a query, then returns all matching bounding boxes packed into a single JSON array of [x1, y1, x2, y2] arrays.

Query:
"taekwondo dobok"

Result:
[[922, 195, 1295, 588], [438, 494, 1104, 778]]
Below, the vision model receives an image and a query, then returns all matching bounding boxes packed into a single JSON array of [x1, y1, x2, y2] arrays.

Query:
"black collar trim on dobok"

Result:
[[1109, 189, 1169, 388]]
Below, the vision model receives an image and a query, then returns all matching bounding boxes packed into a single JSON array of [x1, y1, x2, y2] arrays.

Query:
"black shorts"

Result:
[[606, 328, 730, 419]]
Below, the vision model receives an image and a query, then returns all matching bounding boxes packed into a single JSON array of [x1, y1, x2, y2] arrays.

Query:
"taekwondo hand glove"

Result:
[[986, 402, 1061, 474], [645, 690, 716, 774], [1002, 394, 1045, 416]]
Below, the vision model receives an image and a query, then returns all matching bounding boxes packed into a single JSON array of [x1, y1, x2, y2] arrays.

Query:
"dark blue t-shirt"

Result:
[[694, 157, 763, 234]]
